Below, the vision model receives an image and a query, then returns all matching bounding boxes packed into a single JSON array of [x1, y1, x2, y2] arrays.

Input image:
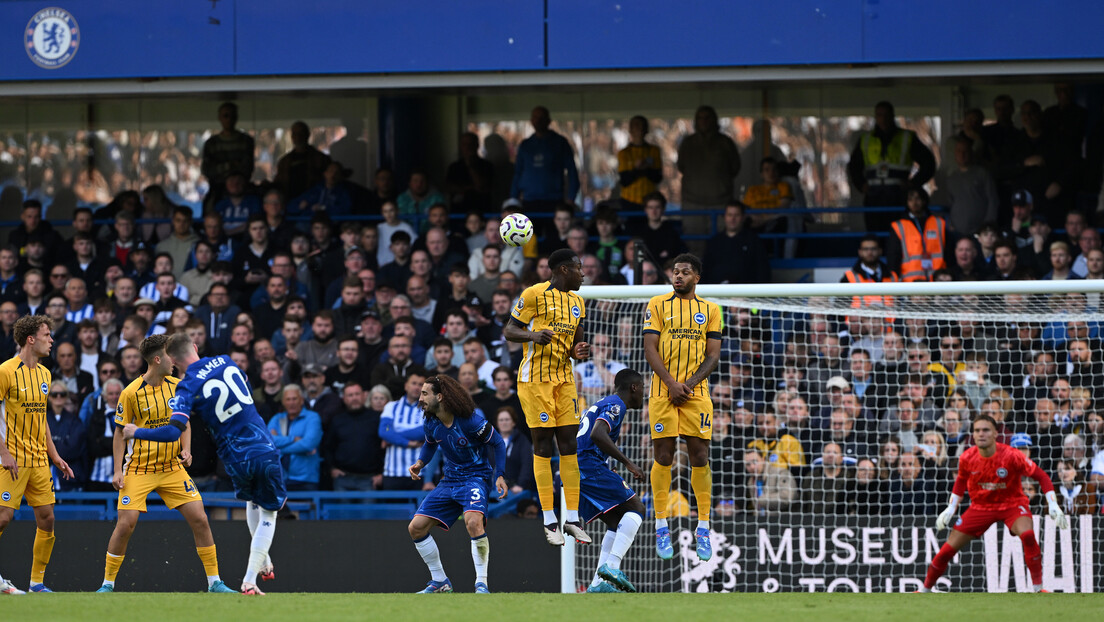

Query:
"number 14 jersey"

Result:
[[170, 355, 277, 463]]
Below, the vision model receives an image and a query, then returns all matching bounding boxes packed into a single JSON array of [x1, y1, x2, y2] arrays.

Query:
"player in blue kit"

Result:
[[578, 369, 647, 594], [407, 374, 508, 594], [121, 332, 286, 596]]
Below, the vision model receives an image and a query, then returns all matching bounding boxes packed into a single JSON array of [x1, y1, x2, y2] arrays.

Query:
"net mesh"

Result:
[[571, 286, 1104, 593]]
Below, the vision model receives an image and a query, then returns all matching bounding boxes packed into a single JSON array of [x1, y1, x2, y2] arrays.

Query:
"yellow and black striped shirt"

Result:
[[512, 282, 585, 384], [643, 293, 722, 398], [115, 375, 183, 475], [0, 356, 51, 467]]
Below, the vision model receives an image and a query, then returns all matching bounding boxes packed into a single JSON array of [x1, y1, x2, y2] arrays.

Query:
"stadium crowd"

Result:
[[0, 90, 1102, 520]]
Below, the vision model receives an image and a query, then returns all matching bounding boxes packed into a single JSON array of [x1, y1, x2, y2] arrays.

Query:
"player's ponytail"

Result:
[[426, 374, 477, 419]]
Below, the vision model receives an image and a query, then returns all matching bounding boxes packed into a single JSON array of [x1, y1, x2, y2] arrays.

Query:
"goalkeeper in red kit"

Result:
[[920, 414, 1069, 592]]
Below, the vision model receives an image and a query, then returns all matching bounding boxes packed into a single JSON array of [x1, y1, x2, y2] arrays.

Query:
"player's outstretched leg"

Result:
[[588, 530, 617, 591], [921, 529, 972, 592], [597, 503, 643, 593], [242, 505, 277, 596], [245, 502, 275, 582], [28, 505, 56, 592], [409, 516, 452, 593], [1012, 517, 1045, 592], [465, 512, 491, 594]]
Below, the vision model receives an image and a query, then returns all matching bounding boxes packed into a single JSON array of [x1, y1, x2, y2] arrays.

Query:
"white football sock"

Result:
[[608, 512, 642, 570], [207, 575, 220, 588], [244, 508, 277, 584], [414, 536, 447, 582], [591, 530, 616, 587], [245, 503, 273, 568], [543, 510, 558, 524], [1033, 584, 1043, 593], [655, 517, 668, 531], [697, 519, 709, 532], [470, 535, 490, 585], [564, 509, 580, 523]]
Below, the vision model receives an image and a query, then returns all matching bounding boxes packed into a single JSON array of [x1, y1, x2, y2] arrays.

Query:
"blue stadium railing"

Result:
[[25, 490, 533, 521]]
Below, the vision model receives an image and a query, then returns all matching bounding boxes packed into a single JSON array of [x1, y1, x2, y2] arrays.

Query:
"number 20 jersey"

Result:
[[170, 355, 278, 464]]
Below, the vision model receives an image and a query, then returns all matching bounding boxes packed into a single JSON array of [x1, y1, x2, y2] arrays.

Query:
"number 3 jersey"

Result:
[[116, 376, 183, 474], [422, 413, 498, 484], [171, 355, 277, 464]]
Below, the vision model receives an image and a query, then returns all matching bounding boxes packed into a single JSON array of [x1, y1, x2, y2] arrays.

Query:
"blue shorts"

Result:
[[415, 478, 490, 530], [579, 459, 635, 524], [224, 453, 288, 512]]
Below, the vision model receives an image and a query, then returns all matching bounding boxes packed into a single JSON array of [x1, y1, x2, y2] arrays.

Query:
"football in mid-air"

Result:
[[500, 213, 534, 247]]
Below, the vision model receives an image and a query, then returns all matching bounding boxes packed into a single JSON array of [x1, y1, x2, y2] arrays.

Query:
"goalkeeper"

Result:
[[919, 414, 1068, 592]]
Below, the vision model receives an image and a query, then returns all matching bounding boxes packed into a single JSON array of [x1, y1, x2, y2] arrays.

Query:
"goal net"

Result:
[[568, 280, 1104, 593]]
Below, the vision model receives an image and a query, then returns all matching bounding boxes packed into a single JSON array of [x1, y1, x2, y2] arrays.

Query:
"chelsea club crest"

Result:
[[26, 8, 80, 69]]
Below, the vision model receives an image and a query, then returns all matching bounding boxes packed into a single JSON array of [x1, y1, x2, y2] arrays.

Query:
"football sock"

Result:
[[655, 518, 668, 531], [533, 455, 554, 512], [196, 544, 221, 587], [924, 543, 957, 589], [691, 466, 712, 523], [104, 552, 125, 585], [560, 454, 580, 513], [246, 503, 273, 568], [470, 534, 490, 585], [543, 510, 558, 524], [697, 520, 710, 532], [592, 530, 616, 587], [1020, 530, 1043, 586], [244, 509, 277, 585], [30, 528, 55, 585], [651, 461, 672, 521], [414, 535, 447, 582], [608, 512, 643, 570]]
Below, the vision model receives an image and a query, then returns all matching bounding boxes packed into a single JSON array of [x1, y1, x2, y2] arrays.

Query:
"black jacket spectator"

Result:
[[702, 205, 771, 284], [322, 406, 384, 476], [48, 408, 87, 490]]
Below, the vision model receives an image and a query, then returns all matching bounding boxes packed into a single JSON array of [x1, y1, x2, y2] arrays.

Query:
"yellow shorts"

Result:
[[118, 469, 201, 512], [0, 466, 55, 509], [518, 381, 580, 429], [649, 394, 714, 440]]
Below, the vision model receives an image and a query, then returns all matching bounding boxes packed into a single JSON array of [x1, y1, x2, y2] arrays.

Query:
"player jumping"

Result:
[[0, 316, 74, 594], [919, 414, 1069, 592], [578, 369, 647, 594], [406, 374, 507, 594], [503, 248, 591, 546], [123, 333, 287, 596], [643, 253, 721, 562], [99, 335, 234, 594]]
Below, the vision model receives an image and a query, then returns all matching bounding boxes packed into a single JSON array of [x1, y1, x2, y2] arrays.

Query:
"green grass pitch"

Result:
[[4, 593, 1103, 622]]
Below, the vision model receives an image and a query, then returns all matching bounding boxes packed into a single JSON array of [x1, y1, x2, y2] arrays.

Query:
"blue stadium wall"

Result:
[[3, 0, 1104, 82]]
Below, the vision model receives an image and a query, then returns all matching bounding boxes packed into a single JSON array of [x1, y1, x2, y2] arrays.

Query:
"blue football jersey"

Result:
[[170, 355, 277, 463], [576, 394, 627, 464], [423, 413, 497, 483]]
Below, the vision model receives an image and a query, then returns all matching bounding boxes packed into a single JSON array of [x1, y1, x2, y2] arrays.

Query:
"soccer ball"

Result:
[[500, 213, 534, 247]]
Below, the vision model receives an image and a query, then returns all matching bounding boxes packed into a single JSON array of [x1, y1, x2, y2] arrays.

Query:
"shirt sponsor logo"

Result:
[[25, 8, 80, 69]]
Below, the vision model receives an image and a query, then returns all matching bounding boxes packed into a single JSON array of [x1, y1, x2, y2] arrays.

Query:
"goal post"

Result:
[[562, 280, 1104, 593]]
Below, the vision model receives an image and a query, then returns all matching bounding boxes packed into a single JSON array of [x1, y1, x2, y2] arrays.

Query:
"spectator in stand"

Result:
[[614, 116, 664, 211], [1055, 459, 1096, 515], [268, 384, 323, 491], [1063, 433, 1091, 473], [445, 132, 494, 214], [83, 377, 124, 492], [1003, 99, 1073, 224], [743, 449, 796, 516], [201, 102, 254, 209], [701, 202, 770, 284], [428, 338, 460, 380], [198, 212, 234, 264], [469, 246, 503, 301], [743, 157, 801, 258], [376, 202, 417, 267], [747, 411, 805, 471], [1043, 240, 1080, 281], [511, 106, 580, 211], [574, 332, 627, 406], [1071, 228, 1101, 278], [803, 442, 854, 515], [63, 277, 94, 323], [53, 341, 94, 409], [194, 282, 239, 353], [0, 247, 21, 305], [18, 268, 46, 316], [212, 173, 260, 237], [942, 136, 999, 236], [378, 233, 413, 292], [495, 406, 535, 495], [356, 309, 387, 370], [847, 101, 936, 232], [462, 337, 497, 388], [231, 215, 275, 300], [261, 188, 298, 253], [379, 369, 429, 491], [367, 167, 398, 214], [840, 235, 898, 310], [295, 161, 352, 218], [65, 233, 111, 299], [46, 293, 77, 348], [323, 381, 385, 492], [469, 218, 524, 279], [396, 169, 446, 219], [678, 105, 740, 239], [887, 188, 947, 282], [155, 206, 200, 280], [179, 241, 215, 307], [372, 335, 415, 398], [46, 380, 87, 490], [537, 204, 573, 256], [275, 120, 331, 202], [888, 452, 937, 515], [851, 458, 884, 515], [300, 364, 342, 426], [326, 336, 371, 398], [252, 359, 285, 422], [948, 237, 991, 281], [475, 290, 515, 367], [631, 192, 687, 267], [11, 200, 64, 263], [295, 311, 339, 371]]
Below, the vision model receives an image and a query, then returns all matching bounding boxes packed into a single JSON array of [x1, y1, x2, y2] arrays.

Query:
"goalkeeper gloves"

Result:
[[1045, 491, 1070, 529], [935, 494, 961, 531]]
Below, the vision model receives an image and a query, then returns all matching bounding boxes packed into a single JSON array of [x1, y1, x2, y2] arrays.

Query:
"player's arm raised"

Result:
[[503, 287, 553, 345], [590, 418, 644, 481]]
